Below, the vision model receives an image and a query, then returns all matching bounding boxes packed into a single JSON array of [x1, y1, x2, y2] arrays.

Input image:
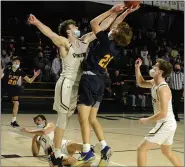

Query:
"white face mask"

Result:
[[37, 123, 45, 129], [13, 63, 19, 69], [73, 30, 81, 38], [149, 69, 156, 78]]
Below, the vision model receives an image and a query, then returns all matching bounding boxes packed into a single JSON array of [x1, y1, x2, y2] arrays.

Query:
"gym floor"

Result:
[[1, 114, 184, 166]]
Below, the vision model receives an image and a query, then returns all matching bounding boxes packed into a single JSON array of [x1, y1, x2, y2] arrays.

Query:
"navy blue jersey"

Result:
[[3, 65, 26, 86], [84, 31, 120, 75]]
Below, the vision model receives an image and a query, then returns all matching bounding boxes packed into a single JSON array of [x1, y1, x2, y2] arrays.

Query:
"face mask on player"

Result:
[[37, 123, 45, 129], [149, 69, 156, 78], [12, 63, 20, 69], [73, 30, 81, 38]]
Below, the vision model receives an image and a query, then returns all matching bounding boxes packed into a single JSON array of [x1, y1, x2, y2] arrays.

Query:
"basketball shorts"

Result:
[[78, 74, 104, 106], [53, 77, 79, 116], [144, 120, 177, 145], [3, 85, 24, 101]]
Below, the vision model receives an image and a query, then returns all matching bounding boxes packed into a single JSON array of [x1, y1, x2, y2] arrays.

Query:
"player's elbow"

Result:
[[43, 130, 49, 135], [137, 82, 145, 88], [90, 20, 98, 27]]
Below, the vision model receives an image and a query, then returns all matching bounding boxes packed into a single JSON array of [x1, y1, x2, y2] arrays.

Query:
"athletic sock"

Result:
[[12, 117, 16, 123], [54, 148, 61, 158], [100, 140, 107, 150], [83, 143, 91, 153]]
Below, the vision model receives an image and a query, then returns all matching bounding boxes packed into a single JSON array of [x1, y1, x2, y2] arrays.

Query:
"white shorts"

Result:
[[53, 77, 79, 116], [144, 120, 177, 145]]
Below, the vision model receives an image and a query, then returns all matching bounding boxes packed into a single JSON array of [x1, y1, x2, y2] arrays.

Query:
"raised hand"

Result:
[[125, 5, 140, 14], [135, 58, 142, 68], [28, 14, 39, 25], [34, 69, 41, 77], [111, 4, 126, 13]]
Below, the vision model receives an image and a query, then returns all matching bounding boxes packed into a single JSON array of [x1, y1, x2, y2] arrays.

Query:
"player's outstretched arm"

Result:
[[32, 135, 40, 157], [135, 58, 153, 88], [21, 123, 56, 136], [81, 4, 126, 44], [90, 4, 125, 35], [110, 5, 140, 30], [28, 14, 68, 49], [23, 69, 40, 84]]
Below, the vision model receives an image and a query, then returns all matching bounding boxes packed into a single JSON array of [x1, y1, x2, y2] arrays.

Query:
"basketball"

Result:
[[124, 1, 141, 7]]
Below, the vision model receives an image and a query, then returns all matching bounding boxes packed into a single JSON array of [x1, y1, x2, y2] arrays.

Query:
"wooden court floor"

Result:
[[1, 114, 184, 166]]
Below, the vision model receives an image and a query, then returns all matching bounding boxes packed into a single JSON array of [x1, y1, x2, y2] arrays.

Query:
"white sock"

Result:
[[83, 143, 91, 153], [12, 117, 16, 123], [54, 148, 61, 158], [100, 140, 107, 150]]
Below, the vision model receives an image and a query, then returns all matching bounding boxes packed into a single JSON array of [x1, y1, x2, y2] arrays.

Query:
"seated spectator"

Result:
[[162, 52, 170, 62], [142, 53, 152, 72], [127, 83, 146, 111], [140, 46, 150, 72], [1, 50, 11, 67], [140, 46, 148, 60], [104, 69, 112, 98], [52, 54, 61, 82], [111, 69, 124, 100], [17, 36, 27, 57], [34, 51, 51, 82], [43, 46, 51, 60], [171, 45, 179, 59]]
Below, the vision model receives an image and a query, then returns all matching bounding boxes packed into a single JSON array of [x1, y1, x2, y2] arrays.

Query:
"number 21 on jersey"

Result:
[[98, 54, 113, 68]]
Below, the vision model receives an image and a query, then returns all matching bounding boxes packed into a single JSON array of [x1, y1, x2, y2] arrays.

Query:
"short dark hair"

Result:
[[113, 22, 133, 46], [58, 19, 76, 38], [33, 115, 47, 124], [11, 56, 20, 62], [156, 58, 172, 78]]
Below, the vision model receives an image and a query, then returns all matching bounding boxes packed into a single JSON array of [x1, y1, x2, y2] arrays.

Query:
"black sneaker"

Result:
[[10, 121, 20, 127], [47, 147, 63, 167]]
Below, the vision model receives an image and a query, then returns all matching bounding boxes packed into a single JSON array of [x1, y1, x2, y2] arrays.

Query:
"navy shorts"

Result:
[[78, 74, 104, 106]]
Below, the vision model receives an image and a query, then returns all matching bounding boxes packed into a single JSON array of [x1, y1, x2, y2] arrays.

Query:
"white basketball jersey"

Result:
[[38, 131, 54, 155], [151, 82, 175, 123], [60, 40, 88, 81], [38, 131, 70, 155]]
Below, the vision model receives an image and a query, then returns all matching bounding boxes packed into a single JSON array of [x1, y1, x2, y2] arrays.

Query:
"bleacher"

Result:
[[1, 34, 184, 114]]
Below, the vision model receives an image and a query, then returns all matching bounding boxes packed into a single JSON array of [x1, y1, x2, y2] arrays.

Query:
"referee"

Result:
[[167, 62, 184, 122]]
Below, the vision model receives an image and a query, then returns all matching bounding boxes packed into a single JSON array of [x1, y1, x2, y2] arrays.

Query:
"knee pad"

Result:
[[56, 112, 69, 129]]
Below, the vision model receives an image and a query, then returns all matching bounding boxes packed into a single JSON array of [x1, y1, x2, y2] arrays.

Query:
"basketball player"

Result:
[[27, 5, 125, 166], [74, 5, 139, 167], [135, 58, 182, 167], [2, 56, 40, 127], [21, 115, 99, 167]]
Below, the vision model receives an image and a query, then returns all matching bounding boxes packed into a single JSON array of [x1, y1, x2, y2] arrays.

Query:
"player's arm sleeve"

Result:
[[96, 31, 109, 46]]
